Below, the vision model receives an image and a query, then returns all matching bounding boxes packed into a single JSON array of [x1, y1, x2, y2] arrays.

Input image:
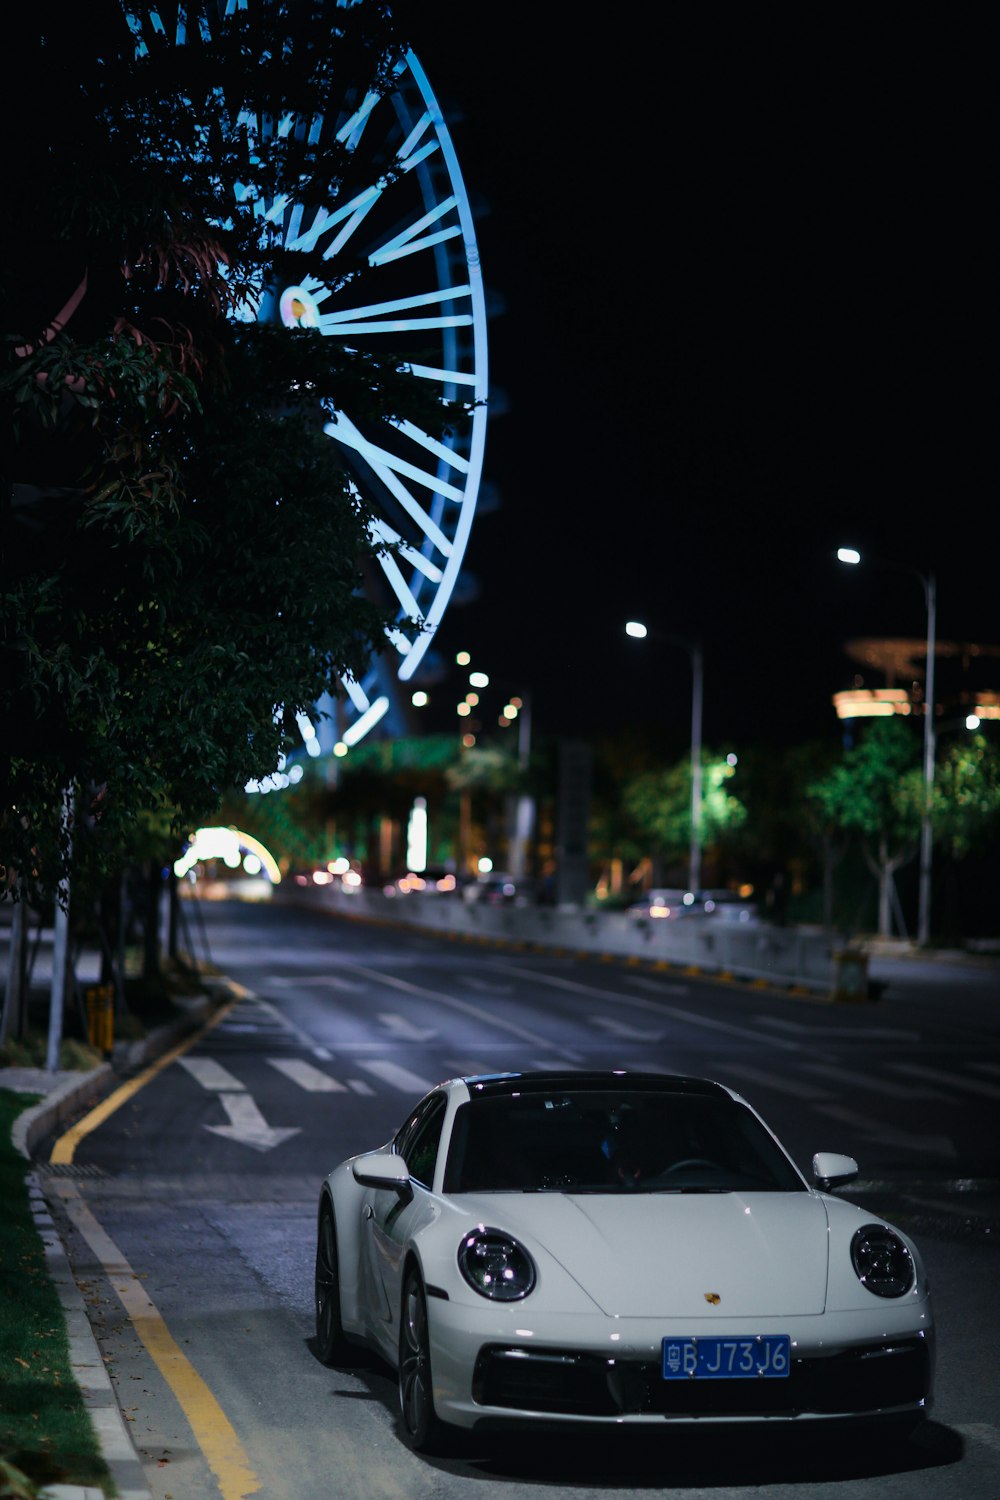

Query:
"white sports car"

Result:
[[314, 1071, 934, 1451]]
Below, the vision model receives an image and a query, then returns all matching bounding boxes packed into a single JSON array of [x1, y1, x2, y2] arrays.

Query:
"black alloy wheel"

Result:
[[315, 1202, 351, 1365], [398, 1269, 449, 1453]]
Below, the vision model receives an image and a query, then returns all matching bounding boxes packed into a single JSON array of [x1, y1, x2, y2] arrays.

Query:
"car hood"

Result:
[[461, 1191, 831, 1317]]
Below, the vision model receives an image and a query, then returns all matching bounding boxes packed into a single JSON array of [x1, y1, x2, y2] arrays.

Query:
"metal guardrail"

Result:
[[282, 886, 841, 995]]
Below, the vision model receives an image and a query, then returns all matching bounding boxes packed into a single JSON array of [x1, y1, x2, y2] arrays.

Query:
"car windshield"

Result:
[[443, 1089, 804, 1194]]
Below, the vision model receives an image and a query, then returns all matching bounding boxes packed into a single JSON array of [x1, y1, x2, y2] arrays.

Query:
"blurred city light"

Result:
[[625, 620, 648, 639], [837, 547, 861, 565]]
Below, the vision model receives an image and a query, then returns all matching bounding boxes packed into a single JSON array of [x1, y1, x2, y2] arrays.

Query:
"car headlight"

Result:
[[850, 1224, 916, 1297], [458, 1226, 536, 1301]]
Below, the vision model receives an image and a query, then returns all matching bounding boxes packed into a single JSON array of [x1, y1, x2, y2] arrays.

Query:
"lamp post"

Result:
[[625, 622, 704, 893], [837, 549, 937, 945]]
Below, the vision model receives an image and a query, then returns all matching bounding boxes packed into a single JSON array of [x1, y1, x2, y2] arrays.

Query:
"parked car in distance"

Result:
[[384, 868, 460, 897], [462, 873, 535, 906], [627, 889, 757, 922], [626, 889, 694, 920]]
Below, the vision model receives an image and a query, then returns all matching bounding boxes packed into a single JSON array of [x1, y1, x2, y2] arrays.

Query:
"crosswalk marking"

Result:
[[720, 1063, 830, 1101], [755, 1017, 920, 1041], [378, 1013, 437, 1042], [814, 1103, 955, 1158], [801, 1061, 946, 1101], [888, 1061, 1000, 1100], [263, 974, 366, 992], [357, 1059, 435, 1094], [460, 976, 514, 994], [623, 976, 690, 995], [266, 1059, 346, 1092], [178, 1057, 245, 1092], [347, 1079, 375, 1096]]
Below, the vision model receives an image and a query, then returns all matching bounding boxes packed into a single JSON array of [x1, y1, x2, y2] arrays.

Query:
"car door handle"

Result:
[[363, 1205, 374, 1221]]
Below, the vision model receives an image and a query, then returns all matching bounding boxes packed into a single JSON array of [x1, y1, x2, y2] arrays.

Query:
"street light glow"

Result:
[[837, 548, 861, 565], [625, 620, 648, 638], [469, 671, 489, 688]]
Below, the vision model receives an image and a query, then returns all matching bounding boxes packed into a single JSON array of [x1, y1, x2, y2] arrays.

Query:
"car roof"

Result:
[[456, 1070, 731, 1100]]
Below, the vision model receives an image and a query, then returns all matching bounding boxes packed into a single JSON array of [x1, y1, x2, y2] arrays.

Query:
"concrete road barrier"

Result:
[[281, 887, 839, 995]]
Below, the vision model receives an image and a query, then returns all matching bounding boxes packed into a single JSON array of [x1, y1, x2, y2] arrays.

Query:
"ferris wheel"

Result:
[[126, 5, 488, 755]]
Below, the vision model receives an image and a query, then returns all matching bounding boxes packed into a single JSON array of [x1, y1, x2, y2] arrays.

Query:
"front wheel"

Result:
[[398, 1269, 450, 1453], [314, 1202, 351, 1365]]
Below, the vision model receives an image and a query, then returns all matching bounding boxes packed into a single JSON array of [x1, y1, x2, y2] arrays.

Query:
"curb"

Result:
[[11, 984, 234, 1500], [27, 1173, 153, 1500]]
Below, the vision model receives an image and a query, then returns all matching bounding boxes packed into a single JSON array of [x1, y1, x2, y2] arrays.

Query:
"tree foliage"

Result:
[[620, 753, 746, 869], [932, 732, 1000, 859], [1, 3, 470, 900]]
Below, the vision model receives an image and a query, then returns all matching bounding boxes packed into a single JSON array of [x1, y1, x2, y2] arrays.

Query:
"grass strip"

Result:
[[0, 1088, 112, 1498]]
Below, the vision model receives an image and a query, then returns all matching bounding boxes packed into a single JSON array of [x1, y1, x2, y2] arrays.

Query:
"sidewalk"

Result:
[[2, 989, 231, 1500]]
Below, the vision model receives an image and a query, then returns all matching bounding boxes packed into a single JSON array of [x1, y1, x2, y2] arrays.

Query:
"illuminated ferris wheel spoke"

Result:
[[377, 554, 423, 623], [394, 418, 470, 474], [369, 518, 443, 584], [326, 411, 463, 508], [369, 196, 461, 266], [406, 362, 476, 387], [317, 283, 473, 334]]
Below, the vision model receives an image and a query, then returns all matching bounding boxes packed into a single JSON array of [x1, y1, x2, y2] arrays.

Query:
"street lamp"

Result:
[[837, 548, 937, 945], [625, 621, 704, 892]]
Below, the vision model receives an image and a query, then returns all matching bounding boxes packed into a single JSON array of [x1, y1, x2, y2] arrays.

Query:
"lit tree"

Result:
[[621, 752, 746, 883], [806, 718, 923, 938]]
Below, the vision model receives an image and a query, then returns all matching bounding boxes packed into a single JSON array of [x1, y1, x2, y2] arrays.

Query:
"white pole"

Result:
[[689, 645, 704, 893], [917, 572, 936, 946]]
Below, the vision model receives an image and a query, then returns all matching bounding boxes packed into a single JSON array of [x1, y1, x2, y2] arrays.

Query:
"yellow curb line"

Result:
[[50, 1178, 261, 1500], [48, 992, 262, 1498]]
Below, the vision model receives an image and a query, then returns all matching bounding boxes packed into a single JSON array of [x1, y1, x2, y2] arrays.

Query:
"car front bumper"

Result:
[[428, 1302, 934, 1429]]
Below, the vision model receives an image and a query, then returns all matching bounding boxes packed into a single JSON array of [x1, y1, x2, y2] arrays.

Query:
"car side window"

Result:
[[394, 1094, 447, 1188]]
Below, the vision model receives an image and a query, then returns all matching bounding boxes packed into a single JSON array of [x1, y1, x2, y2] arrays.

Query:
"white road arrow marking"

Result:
[[204, 1094, 302, 1152], [267, 1058, 346, 1092], [815, 1103, 955, 1158], [589, 1016, 665, 1042], [378, 1013, 437, 1042], [178, 1057, 245, 1092]]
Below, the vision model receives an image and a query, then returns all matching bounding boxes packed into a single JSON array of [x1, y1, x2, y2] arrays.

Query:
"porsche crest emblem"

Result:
[[704, 1292, 721, 1305]]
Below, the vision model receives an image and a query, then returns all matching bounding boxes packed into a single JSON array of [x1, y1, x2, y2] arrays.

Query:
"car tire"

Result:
[[314, 1202, 352, 1365], [398, 1269, 450, 1454]]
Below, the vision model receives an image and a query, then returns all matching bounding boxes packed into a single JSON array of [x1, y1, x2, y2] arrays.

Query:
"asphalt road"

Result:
[[41, 897, 1000, 1500]]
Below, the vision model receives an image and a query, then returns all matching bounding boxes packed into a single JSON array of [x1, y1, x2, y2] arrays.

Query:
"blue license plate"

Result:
[[662, 1335, 790, 1379]]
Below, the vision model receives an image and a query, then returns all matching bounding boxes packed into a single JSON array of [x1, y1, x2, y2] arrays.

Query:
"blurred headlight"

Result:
[[850, 1224, 915, 1297], [458, 1227, 536, 1301]]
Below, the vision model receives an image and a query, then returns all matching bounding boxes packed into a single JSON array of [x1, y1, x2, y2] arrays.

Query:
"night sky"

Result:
[[395, 11, 993, 754]]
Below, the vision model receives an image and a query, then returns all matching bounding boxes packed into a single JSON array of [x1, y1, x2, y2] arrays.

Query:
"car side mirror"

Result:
[[352, 1153, 412, 1194], [812, 1152, 859, 1190]]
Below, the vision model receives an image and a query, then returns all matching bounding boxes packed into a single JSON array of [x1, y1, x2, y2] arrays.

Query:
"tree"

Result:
[[1, 3, 469, 903], [620, 751, 746, 884], [806, 718, 923, 938]]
